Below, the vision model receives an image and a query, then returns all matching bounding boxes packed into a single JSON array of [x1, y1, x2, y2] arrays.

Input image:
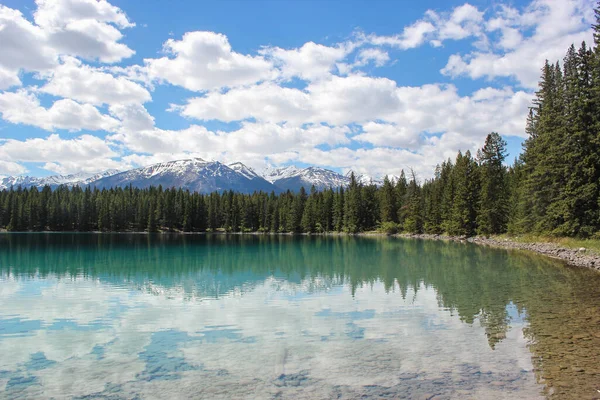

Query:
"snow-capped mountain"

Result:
[[228, 162, 261, 180], [353, 173, 384, 187], [91, 158, 278, 194], [1, 159, 390, 194], [83, 170, 122, 184], [0, 170, 120, 190], [262, 165, 301, 183], [265, 166, 350, 192]]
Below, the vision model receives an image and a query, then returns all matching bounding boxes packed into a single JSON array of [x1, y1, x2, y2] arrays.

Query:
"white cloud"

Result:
[[111, 121, 348, 158], [176, 75, 402, 126], [175, 82, 311, 124], [365, 3, 485, 50], [42, 158, 129, 175], [40, 57, 151, 106], [106, 64, 156, 89], [441, 0, 595, 88], [0, 134, 118, 168], [0, 66, 22, 90], [144, 31, 275, 91], [108, 125, 216, 155], [353, 122, 423, 150], [355, 48, 390, 67], [109, 103, 155, 132], [45, 18, 135, 63], [175, 75, 530, 142], [0, 5, 55, 85], [33, 0, 134, 29], [308, 75, 402, 125], [0, 133, 128, 175], [0, 90, 120, 132], [120, 80, 530, 179], [366, 20, 436, 49], [0, 0, 592, 179], [436, 3, 485, 41], [34, 0, 135, 63], [261, 41, 350, 81], [0, 0, 135, 88], [0, 160, 27, 175]]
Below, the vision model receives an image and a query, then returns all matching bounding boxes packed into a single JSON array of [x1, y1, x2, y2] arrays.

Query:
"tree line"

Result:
[[0, 143, 507, 235], [2, 6, 600, 237]]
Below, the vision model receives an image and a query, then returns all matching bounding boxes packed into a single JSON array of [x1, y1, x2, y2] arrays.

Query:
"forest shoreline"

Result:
[[3, 228, 600, 272]]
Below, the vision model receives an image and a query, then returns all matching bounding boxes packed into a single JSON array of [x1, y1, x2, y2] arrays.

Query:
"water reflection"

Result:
[[0, 233, 599, 399]]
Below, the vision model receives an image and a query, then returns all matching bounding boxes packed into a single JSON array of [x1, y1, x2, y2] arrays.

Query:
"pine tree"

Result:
[[556, 42, 600, 236], [525, 60, 566, 232], [403, 170, 423, 233], [301, 186, 318, 233], [477, 132, 509, 235], [448, 151, 480, 236], [147, 201, 157, 232], [343, 173, 361, 233], [379, 176, 397, 224], [395, 170, 408, 229], [333, 187, 345, 232], [507, 157, 528, 234]]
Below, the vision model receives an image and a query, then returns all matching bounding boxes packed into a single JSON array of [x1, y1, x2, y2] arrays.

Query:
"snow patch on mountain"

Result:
[[262, 165, 301, 183], [228, 162, 260, 180], [0, 169, 121, 190], [91, 158, 277, 194], [0, 158, 393, 193]]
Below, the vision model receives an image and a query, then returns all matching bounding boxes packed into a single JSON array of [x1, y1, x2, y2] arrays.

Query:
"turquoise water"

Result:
[[0, 234, 599, 399]]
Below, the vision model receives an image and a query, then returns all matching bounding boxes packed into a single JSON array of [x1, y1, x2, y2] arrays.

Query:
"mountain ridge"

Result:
[[0, 159, 385, 193]]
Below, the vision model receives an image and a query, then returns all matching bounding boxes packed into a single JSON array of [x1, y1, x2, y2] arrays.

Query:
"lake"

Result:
[[0, 234, 599, 399]]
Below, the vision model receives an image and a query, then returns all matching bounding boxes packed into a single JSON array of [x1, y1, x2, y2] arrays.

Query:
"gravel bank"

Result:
[[397, 233, 600, 272]]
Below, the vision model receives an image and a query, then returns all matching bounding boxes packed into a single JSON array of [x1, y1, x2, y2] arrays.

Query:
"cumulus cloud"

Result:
[[110, 121, 350, 171], [42, 158, 130, 175], [355, 48, 390, 67], [144, 31, 276, 91], [0, 5, 55, 86], [39, 57, 151, 106], [0, 0, 135, 90], [34, 0, 135, 63], [175, 82, 312, 124], [0, 133, 128, 175], [165, 74, 531, 178], [108, 103, 155, 132], [353, 122, 423, 150], [176, 75, 403, 126], [33, 0, 134, 29], [441, 0, 595, 88], [175, 75, 530, 139], [0, 0, 594, 179], [0, 133, 117, 162], [260, 41, 351, 81], [0, 66, 22, 90], [365, 3, 485, 50], [366, 20, 436, 49], [0, 90, 120, 132], [435, 3, 485, 41], [0, 160, 27, 175]]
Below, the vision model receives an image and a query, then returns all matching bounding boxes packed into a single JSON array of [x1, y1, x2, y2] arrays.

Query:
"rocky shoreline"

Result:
[[396, 233, 600, 271]]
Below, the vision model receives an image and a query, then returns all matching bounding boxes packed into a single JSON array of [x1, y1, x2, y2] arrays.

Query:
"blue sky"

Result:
[[0, 0, 595, 178]]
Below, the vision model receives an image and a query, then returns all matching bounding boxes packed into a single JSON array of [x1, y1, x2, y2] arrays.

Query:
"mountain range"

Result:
[[0, 158, 384, 193]]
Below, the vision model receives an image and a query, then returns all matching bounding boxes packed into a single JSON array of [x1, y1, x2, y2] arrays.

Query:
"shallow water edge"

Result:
[[3, 229, 599, 272]]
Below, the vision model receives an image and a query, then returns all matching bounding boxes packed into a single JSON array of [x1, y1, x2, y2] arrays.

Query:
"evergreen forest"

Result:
[[2, 9, 600, 238]]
